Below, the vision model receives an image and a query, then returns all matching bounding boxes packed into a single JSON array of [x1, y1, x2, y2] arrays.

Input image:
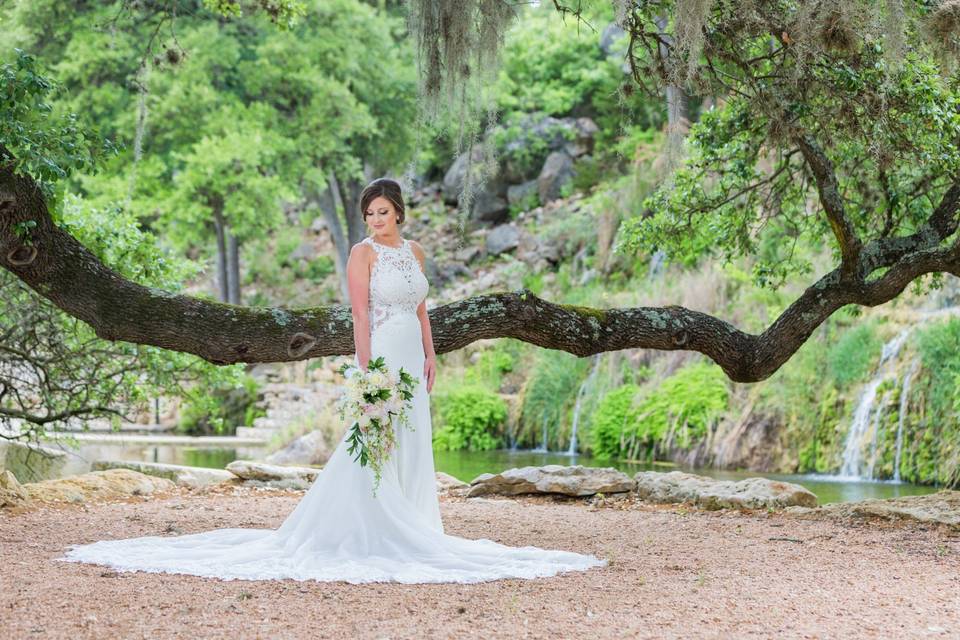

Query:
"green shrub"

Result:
[[588, 383, 641, 460], [178, 373, 264, 436], [432, 386, 508, 452], [588, 362, 729, 460], [827, 321, 882, 387]]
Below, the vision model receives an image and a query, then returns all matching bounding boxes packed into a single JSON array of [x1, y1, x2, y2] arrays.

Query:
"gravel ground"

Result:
[[2, 485, 959, 640]]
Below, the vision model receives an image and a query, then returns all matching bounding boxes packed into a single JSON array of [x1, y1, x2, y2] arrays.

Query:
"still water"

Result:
[[61, 442, 942, 505], [433, 449, 943, 505]]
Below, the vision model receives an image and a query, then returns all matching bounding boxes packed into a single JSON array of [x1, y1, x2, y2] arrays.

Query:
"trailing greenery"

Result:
[[178, 372, 265, 436], [588, 361, 729, 461], [431, 386, 507, 452], [827, 320, 883, 387]]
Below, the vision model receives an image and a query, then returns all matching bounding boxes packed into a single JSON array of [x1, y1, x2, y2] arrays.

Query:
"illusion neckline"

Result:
[[367, 236, 406, 250]]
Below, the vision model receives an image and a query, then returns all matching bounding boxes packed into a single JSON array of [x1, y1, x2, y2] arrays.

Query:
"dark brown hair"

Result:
[[359, 178, 406, 224]]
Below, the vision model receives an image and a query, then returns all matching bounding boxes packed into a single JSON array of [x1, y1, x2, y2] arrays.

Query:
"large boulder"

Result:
[[265, 430, 333, 467], [23, 469, 175, 504], [467, 464, 635, 497], [633, 470, 818, 510], [226, 460, 320, 489], [485, 223, 521, 255], [436, 472, 469, 494], [537, 151, 576, 204], [785, 490, 960, 530], [92, 460, 233, 488], [0, 470, 29, 508]]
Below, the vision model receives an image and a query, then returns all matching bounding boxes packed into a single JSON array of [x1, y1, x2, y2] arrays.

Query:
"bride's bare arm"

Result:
[[346, 243, 373, 370], [409, 240, 437, 392]]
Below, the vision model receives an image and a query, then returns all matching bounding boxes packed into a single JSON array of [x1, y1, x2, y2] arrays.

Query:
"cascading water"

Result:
[[893, 358, 920, 483], [567, 354, 602, 455], [839, 327, 912, 479]]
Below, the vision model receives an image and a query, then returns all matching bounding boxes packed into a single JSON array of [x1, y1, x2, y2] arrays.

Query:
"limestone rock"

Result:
[[537, 151, 576, 204], [467, 464, 635, 497], [436, 471, 468, 494], [265, 430, 333, 467], [23, 469, 175, 504], [633, 470, 818, 510], [785, 490, 960, 529], [0, 470, 28, 507], [92, 460, 233, 488], [485, 223, 521, 255], [226, 460, 320, 489]]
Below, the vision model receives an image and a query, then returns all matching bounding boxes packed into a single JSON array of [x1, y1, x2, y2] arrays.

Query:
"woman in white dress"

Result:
[[56, 178, 607, 584]]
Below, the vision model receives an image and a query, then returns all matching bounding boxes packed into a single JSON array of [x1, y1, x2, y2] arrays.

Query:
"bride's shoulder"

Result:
[[348, 238, 374, 263]]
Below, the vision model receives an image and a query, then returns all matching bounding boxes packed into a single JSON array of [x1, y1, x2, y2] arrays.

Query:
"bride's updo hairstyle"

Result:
[[359, 178, 406, 225]]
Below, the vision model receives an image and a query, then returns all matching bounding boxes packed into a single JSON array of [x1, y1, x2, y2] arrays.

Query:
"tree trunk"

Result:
[[212, 207, 228, 303], [226, 228, 240, 305]]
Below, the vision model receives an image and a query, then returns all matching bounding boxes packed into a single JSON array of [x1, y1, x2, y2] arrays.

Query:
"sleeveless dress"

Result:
[[54, 236, 607, 583]]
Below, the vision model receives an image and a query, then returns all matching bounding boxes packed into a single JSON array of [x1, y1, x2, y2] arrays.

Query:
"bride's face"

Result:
[[364, 196, 399, 236]]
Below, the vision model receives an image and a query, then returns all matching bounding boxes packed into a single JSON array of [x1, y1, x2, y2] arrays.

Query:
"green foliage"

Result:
[[0, 48, 118, 215], [588, 383, 641, 460], [517, 349, 588, 448], [463, 344, 516, 390], [179, 372, 264, 436], [588, 362, 729, 460], [827, 321, 882, 387], [432, 386, 507, 452]]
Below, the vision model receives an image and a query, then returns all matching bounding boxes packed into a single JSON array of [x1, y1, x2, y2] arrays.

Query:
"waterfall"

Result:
[[839, 327, 912, 479], [893, 358, 920, 483], [567, 354, 602, 455]]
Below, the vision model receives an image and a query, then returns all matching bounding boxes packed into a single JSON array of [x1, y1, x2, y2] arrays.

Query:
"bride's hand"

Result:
[[423, 354, 436, 393]]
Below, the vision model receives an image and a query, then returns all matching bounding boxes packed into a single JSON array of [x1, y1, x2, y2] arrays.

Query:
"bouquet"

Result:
[[335, 355, 419, 496]]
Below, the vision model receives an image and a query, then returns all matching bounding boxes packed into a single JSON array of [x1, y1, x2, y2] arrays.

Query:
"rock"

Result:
[[454, 245, 481, 264], [467, 465, 635, 497], [23, 469, 175, 504], [785, 490, 960, 530], [485, 223, 521, 255], [226, 460, 320, 489], [436, 472, 468, 493], [92, 460, 233, 488], [0, 470, 28, 508], [633, 470, 818, 510], [471, 188, 510, 225], [563, 118, 600, 158], [507, 180, 539, 207], [516, 230, 561, 266], [537, 151, 576, 204], [0, 439, 69, 483], [265, 430, 332, 467]]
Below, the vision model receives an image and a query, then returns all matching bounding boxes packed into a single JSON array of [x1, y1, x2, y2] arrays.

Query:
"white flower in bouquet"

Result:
[[335, 355, 419, 496]]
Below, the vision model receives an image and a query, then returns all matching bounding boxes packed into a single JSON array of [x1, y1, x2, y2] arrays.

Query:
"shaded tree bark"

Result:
[[212, 205, 228, 303], [226, 228, 240, 305]]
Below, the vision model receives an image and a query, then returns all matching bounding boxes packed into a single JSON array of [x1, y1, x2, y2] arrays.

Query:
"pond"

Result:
[[433, 449, 943, 505]]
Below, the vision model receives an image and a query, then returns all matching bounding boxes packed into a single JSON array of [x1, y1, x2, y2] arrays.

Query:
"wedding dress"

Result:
[[55, 236, 607, 583]]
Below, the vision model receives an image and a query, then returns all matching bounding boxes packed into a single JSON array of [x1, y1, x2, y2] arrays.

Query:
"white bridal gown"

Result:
[[56, 236, 607, 583]]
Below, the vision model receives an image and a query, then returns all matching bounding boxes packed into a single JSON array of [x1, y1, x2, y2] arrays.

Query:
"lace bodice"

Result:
[[362, 236, 429, 334]]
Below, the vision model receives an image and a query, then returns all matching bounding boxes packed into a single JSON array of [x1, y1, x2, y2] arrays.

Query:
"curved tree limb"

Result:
[[795, 133, 862, 279], [3, 155, 960, 384]]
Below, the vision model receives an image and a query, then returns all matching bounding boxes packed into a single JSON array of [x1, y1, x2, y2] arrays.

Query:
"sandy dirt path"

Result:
[[2, 486, 958, 640]]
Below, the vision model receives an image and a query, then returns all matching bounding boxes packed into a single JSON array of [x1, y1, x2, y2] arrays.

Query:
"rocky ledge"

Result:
[[783, 489, 960, 530]]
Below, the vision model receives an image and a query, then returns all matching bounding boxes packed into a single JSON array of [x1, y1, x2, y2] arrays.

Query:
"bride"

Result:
[[56, 178, 607, 584]]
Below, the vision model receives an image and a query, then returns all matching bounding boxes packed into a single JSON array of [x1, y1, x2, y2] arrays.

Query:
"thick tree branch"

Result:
[[795, 134, 862, 279], [3, 159, 960, 385]]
